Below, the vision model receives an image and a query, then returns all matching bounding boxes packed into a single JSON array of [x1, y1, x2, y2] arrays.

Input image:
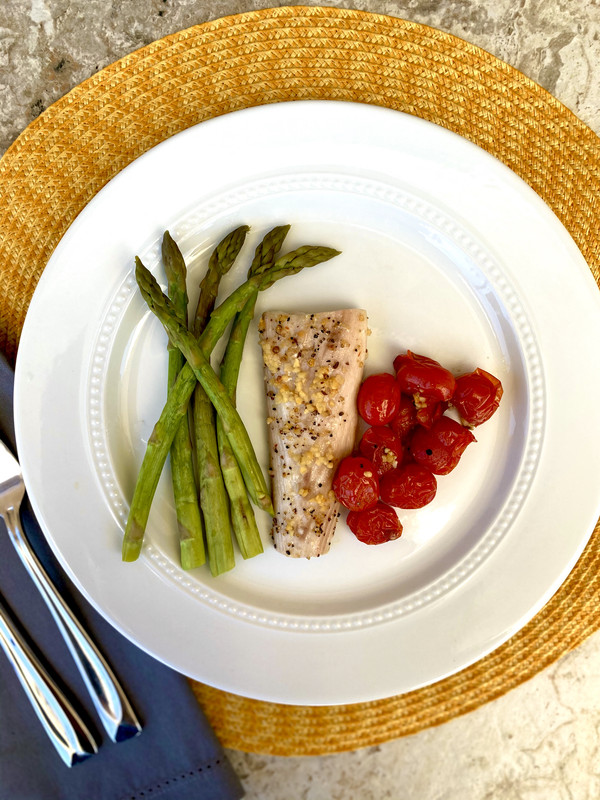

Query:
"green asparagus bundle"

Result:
[[216, 224, 291, 560], [162, 231, 205, 570], [122, 233, 341, 565]]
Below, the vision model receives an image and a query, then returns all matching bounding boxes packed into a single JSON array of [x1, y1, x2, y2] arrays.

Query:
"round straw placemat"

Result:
[[1, 6, 599, 755]]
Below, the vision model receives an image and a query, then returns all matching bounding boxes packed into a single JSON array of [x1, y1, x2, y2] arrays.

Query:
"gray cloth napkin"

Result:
[[0, 352, 244, 800]]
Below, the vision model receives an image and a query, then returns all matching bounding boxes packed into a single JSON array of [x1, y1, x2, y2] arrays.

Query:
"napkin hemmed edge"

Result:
[[118, 755, 244, 800]]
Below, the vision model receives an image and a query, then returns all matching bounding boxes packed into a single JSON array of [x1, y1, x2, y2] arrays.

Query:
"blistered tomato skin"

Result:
[[414, 396, 447, 429], [394, 351, 456, 402], [389, 393, 418, 440], [379, 463, 438, 509], [357, 373, 401, 426], [332, 456, 380, 511], [359, 427, 405, 476], [410, 416, 476, 475], [346, 502, 403, 545], [453, 368, 504, 426]]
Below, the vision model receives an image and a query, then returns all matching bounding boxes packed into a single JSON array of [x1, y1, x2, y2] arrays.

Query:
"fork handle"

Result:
[[0, 596, 98, 766], [5, 506, 141, 742]]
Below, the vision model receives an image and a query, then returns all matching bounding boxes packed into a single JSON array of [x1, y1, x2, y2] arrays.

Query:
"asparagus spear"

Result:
[[136, 263, 270, 505], [192, 226, 249, 337], [122, 243, 341, 562], [162, 231, 205, 570], [191, 225, 249, 576], [121, 356, 197, 563], [216, 225, 291, 559]]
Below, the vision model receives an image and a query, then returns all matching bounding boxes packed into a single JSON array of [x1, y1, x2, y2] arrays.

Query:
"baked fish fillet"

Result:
[[258, 309, 368, 558]]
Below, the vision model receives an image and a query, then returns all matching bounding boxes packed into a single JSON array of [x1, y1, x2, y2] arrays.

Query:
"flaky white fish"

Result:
[[259, 309, 368, 558]]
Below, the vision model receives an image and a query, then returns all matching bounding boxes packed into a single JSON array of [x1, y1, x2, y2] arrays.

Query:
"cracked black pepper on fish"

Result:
[[259, 309, 369, 558]]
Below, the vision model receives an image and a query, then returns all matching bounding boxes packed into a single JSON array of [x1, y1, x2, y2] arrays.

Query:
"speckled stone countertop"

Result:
[[2, 2, 600, 798]]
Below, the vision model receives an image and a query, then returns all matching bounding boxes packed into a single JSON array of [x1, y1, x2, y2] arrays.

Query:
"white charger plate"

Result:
[[14, 101, 600, 705]]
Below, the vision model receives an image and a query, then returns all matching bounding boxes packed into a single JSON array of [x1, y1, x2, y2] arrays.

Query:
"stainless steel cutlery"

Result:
[[0, 439, 142, 763], [0, 594, 98, 766]]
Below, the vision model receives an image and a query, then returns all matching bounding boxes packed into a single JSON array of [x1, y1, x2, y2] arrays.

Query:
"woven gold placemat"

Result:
[[1, 6, 599, 756]]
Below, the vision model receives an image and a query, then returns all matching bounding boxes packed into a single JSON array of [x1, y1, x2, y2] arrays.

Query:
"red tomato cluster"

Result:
[[333, 350, 503, 546]]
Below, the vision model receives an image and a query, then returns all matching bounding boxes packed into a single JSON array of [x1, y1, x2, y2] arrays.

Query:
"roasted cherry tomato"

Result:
[[333, 456, 379, 511], [346, 502, 403, 545], [453, 368, 503, 426], [359, 427, 405, 477], [379, 463, 438, 509], [357, 373, 401, 426], [389, 393, 418, 440], [410, 416, 476, 475], [414, 396, 447, 429], [394, 351, 456, 403]]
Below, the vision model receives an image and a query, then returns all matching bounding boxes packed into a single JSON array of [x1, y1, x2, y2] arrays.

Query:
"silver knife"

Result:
[[0, 438, 142, 742], [0, 594, 98, 765]]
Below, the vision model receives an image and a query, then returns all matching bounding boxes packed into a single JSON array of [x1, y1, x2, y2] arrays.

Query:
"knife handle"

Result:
[[0, 595, 98, 766], [5, 506, 141, 742]]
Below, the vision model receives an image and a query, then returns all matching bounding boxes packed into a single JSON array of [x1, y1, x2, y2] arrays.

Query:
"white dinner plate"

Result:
[[14, 101, 600, 705]]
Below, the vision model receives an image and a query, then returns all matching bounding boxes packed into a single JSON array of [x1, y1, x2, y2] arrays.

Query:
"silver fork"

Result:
[[0, 439, 142, 743]]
